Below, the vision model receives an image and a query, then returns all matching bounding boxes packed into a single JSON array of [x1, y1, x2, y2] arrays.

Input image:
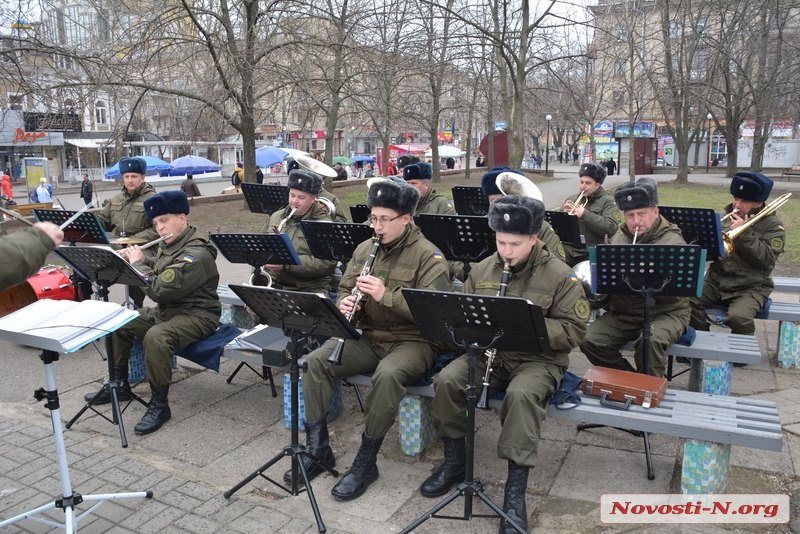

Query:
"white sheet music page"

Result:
[[0, 299, 138, 352]]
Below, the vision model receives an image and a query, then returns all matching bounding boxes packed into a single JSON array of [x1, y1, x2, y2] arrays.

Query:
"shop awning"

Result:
[[65, 139, 113, 149]]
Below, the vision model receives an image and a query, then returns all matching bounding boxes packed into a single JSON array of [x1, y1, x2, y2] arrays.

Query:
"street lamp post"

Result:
[[706, 113, 712, 173], [545, 115, 552, 175]]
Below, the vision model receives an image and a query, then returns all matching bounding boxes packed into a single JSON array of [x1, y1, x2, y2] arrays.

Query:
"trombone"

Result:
[[568, 192, 589, 214], [722, 192, 791, 255]]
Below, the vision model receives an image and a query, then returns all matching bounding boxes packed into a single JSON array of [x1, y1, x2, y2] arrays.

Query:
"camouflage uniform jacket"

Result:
[[708, 203, 784, 300], [132, 225, 221, 323], [338, 224, 452, 347]]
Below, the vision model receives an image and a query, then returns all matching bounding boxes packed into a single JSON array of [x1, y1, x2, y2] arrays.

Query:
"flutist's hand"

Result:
[[357, 274, 385, 302], [339, 294, 359, 315], [122, 245, 144, 263]]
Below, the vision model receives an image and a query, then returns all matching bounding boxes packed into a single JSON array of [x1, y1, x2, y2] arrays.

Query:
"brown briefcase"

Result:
[[581, 367, 667, 409]]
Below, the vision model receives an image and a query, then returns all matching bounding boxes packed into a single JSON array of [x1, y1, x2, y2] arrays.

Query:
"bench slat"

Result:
[[544, 391, 782, 452], [773, 277, 800, 294], [620, 330, 760, 364]]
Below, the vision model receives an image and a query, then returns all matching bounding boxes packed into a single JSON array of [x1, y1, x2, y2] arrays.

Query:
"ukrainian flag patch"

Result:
[[432, 251, 444, 260], [569, 273, 579, 282], [181, 255, 195, 263]]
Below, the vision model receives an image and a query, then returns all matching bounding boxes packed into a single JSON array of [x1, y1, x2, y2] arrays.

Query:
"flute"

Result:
[[117, 233, 173, 255]]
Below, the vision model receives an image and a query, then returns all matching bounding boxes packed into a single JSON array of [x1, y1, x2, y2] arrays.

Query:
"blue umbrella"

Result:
[[104, 156, 173, 179], [163, 155, 221, 176], [352, 155, 375, 163], [255, 147, 289, 168]]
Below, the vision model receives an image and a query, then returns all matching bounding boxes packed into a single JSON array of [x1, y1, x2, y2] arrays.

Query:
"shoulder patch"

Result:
[[770, 237, 784, 251], [569, 273, 579, 282], [556, 243, 565, 260], [612, 211, 622, 222], [432, 251, 444, 260], [575, 299, 591, 321], [181, 255, 195, 263], [161, 269, 176, 283]]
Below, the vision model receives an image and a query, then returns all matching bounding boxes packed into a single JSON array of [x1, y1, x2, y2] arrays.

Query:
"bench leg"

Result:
[[282, 374, 342, 429], [688, 360, 732, 395], [680, 439, 731, 494], [777, 320, 800, 369], [398, 395, 438, 457]]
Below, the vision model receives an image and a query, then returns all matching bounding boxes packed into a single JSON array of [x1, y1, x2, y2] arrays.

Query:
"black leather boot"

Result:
[[331, 432, 383, 501], [134, 386, 171, 435], [283, 420, 335, 485], [84, 366, 133, 404], [420, 437, 466, 497], [499, 460, 529, 534]]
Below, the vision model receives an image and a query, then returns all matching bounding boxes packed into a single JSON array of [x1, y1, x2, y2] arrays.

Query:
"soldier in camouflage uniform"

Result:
[[293, 180, 452, 501], [260, 169, 336, 296], [481, 166, 567, 263], [87, 191, 220, 435], [422, 195, 588, 534], [580, 178, 690, 378], [0, 222, 63, 291], [97, 157, 159, 308], [690, 173, 784, 342], [402, 162, 455, 216], [560, 163, 620, 267]]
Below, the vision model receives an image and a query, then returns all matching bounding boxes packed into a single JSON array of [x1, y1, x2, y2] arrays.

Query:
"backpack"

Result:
[[231, 171, 241, 186]]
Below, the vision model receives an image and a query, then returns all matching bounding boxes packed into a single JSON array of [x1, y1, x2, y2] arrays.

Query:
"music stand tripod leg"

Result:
[[0, 351, 153, 532], [223, 330, 337, 534], [399, 344, 526, 534]]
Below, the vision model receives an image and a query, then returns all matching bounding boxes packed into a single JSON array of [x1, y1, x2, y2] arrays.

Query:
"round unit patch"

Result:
[[575, 299, 591, 321], [161, 269, 176, 283]]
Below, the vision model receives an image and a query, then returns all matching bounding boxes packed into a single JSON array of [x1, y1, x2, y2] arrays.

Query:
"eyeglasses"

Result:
[[367, 214, 402, 226]]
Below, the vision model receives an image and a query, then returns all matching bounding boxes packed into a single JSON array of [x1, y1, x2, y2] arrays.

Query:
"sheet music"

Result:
[[0, 299, 138, 352]]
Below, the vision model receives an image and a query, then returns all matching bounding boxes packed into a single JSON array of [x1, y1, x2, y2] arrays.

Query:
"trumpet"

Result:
[[723, 193, 791, 255], [328, 235, 383, 365], [117, 233, 173, 255], [568, 192, 589, 214], [274, 207, 298, 234], [477, 259, 511, 410]]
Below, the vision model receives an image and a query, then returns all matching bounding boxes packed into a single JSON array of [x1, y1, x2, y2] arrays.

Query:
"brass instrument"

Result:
[[247, 268, 273, 287], [496, 172, 543, 201], [477, 260, 511, 409], [315, 196, 337, 219], [568, 192, 589, 214], [328, 235, 383, 364], [632, 226, 639, 244], [720, 208, 739, 222], [274, 207, 298, 234], [723, 192, 791, 255], [295, 155, 338, 179], [572, 260, 611, 311]]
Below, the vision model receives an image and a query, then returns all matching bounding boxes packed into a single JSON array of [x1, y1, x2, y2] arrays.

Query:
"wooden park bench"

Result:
[[6, 202, 53, 217], [780, 164, 800, 180]]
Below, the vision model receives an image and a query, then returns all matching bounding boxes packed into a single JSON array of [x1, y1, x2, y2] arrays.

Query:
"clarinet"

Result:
[[327, 235, 383, 365], [476, 259, 512, 409]]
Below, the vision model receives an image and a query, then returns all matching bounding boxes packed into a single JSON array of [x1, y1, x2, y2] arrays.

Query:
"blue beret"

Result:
[[730, 172, 773, 203], [144, 190, 190, 220], [118, 157, 147, 175], [403, 162, 433, 181], [481, 166, 523, 197]]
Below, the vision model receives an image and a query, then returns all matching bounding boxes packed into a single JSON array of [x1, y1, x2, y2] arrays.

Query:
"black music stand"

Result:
[[581, 244, 706, 480], [659, 206, 725, 260], [210, 233, 301, 287], [544, 210, 583, 244], [241, 183, 289, 215], [222, 285, 360, 534], [34, 208, 110, 246], [399, 289, 549, 534], [349, 204, 370, 224], [54, 245, 151, 447], [414, 214, 495, 277], [300, 220, 374, 263], [452, 186, 490, 216]]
